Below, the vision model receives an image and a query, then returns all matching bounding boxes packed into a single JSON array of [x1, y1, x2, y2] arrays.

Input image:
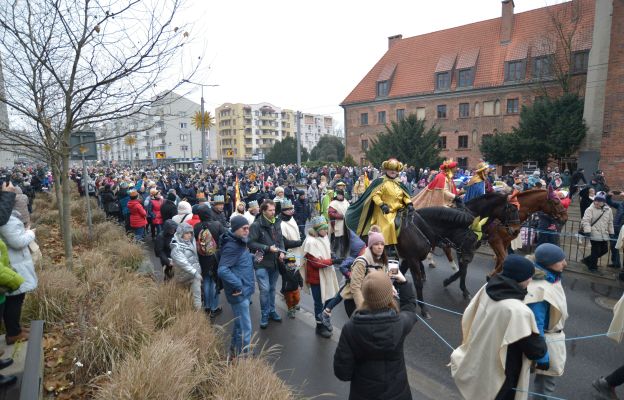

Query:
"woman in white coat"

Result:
[[0, 209, 37, 345]]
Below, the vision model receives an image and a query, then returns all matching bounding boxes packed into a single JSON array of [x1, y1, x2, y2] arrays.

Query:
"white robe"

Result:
[[450, 284, 539, 400], [300, 234, 339, 303], [281, 217, 303, 267], [328, 199, 349, 237], [608, 292, 624, 343]]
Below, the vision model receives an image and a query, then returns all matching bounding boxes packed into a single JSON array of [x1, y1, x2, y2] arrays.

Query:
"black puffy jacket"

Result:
[[334, 281, 418, 400]]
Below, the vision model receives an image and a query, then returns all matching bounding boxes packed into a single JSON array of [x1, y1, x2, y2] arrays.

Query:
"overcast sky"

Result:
[[176, 0, 555, 128]]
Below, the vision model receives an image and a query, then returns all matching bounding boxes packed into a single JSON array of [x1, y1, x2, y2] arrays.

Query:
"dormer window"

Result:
[[436, 72, 450, 90], [457, 69, 473, 88], [533, 56, 553, 78], [505, 60, 526, 81], [377, 80, 389, 97]]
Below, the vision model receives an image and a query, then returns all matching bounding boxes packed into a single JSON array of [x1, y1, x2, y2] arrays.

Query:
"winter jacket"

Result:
[[161, 200, 177, 222], [248, 215, 285, 270], [127, 199, 147, 228], [210, 208, 229, 228], [147, 198, 164, 225], [0, 192, 16, 226], [0, 239, 25, 303], [607, 195, 624, 232], [12, 187, 30, 226], [582, 204, 614, 241], [154, 220, 178, 266], [334, 281, 418, 400], [170, 224, 201, 279], [194, 206, 227, 279], [100, 189, 116, 212], [117, 189, 131, 216], [294, 198, 310, 227], [0, 213, 37, 295], [218, 231, 255, 304]]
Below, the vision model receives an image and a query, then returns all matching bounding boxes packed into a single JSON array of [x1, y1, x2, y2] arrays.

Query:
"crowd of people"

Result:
[[0, 160, 623, 399]]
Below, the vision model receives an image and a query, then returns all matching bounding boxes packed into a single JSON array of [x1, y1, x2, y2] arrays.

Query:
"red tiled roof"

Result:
[[341, 0, 595, 105], [377, 63, 397, 81], [456, 48, 480, 69]]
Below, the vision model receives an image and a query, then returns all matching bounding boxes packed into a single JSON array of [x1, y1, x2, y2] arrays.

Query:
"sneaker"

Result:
[[269, 311, 282, 322], [260, 315, 269, 329], [592, 377, 619, 400], [287, 308, 296, 319], [317, 310, 333, 331], [450, 261, 459, 271], [209, 307, 223, 319], [315, 323, 332, 339], [295, 305, 301, 310]]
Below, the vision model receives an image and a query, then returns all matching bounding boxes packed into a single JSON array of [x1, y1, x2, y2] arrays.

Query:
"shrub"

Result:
[[22, 267, 85, 324], [32, 209, 60, 227], [151, 281, 194, 330], [94, 332, 200, 400], [99, 238, 145, 271], [166, 311, 223, 365], [74, 280, 155, 382], [72, 221, 127, 249]]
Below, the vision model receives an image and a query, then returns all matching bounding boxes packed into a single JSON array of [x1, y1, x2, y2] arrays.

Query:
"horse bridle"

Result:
[[402, 208, 468, 254]]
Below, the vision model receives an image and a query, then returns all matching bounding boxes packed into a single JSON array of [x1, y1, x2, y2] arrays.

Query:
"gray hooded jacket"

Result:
[[170, 223, 200, 277]]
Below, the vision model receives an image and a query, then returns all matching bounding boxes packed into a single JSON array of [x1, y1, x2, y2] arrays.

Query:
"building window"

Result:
[[377, 80, 389, 97], [504, 60, 525, 81], [458, 69, 473, 87], [458, 135, 469, 148], [437, 105, 447, 119], [378, 111, 386, 124], [179, 122, 188, 129], [396, 109, 405, 121], [457, 157, 468, 169], [361, 139, 368, 151], [416, 107, 426, 120], [459, 103, 470, 118], [360, 113, 368, 126], [474, 102, 480, 117], [438, 136, 447, 149], [436, 72, 450, 90], [533, 56, 552, 78], [494, 100, 501, 115], [506, 98, 519, 114], [572, 51, 589, 73]]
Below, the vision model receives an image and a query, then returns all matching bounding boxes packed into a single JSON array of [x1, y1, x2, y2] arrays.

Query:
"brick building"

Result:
[[341, 0, 599, 173]]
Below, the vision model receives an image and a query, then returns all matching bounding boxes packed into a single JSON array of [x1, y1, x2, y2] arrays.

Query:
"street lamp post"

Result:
[[183, 80, 219, 172]]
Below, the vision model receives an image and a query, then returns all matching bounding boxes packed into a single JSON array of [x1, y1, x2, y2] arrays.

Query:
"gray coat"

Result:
[[582, 204, 614, 241], [170, 224, 201, 280], [0, 212, 37, 295]]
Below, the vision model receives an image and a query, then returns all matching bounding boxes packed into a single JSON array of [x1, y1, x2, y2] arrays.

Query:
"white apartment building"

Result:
[[100, 91, 217, 165], [299, 113, 339, 151]]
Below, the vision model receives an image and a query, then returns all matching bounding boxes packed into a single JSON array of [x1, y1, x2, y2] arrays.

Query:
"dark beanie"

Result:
[[502, 254, 535, 282], [230, 215, 249, 233], [534, 243, 565, 267], [167, 192, 177, 201]]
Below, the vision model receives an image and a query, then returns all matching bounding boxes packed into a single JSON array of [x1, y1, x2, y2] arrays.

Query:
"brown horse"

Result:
[[486, 188, 568, 276]]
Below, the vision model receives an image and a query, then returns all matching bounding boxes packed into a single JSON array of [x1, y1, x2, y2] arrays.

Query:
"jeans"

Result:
[[610, 233, 621, 267], [533, 374, 556, 398], [202, 275, 220, 311], [310, 284, 324, 321], [4, 293, 25, 337], [230, 298, 252, 354], [324, 289, 343, 312], [255, 267, 279, 318], [134, 226, 145, 242]]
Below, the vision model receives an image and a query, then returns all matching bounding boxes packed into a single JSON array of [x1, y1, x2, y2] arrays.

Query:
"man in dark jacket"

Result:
[[607, 192, 624, 269], [160, 192, 178, 222], [294, 190, 310, 238], [570, 168, 587, 200], [210, 195, 229, 228], [334, 270, 417, 400], [154, 220, 178, 280], [194, 204, 227, 318], [248, 199, 285, 329]]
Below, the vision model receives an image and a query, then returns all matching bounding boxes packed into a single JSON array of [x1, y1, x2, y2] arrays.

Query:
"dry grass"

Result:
[[93, 332, 201, 400], [72, 221, 127, 248], [74, 280, 155, 382], [32, 209, 60, 227], [151, 281, 195, 329], [32, 193, 56, 213], [99, 238, 145, 271], [165, 311, 223, 365], [22, 267, 85, 324], [209, 357, 295, 400]]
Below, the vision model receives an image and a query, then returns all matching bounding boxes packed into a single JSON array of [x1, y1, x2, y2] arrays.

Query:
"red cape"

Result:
[[427, 172, 457, 194]]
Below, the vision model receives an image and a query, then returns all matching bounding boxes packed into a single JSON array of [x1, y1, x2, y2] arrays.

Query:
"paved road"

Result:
[[145, 237, 624, 399]]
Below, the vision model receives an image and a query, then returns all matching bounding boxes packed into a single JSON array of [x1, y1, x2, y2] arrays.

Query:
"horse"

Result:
[[440, 192, 519, 295], [484, 188, 568, 276], [396, 206, 484, 317]]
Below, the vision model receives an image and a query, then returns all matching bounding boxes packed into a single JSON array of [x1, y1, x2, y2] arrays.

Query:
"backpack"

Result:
[[197, 226, 218, 256]]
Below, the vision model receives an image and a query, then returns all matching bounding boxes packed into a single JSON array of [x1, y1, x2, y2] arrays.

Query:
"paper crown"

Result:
[[212, 195, 225, 203], [440, 159, 458, 170], [281, 199, 294, 210]]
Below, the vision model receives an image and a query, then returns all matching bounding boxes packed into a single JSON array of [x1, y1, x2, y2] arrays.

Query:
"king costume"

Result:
[[412, 160, 459, 209]]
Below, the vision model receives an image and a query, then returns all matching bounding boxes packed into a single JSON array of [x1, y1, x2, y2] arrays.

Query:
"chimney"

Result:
[[500, 0, 514, 44], [388, 34, 403, 50]]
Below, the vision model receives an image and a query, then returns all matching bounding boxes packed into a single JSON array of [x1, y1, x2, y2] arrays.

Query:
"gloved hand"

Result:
[[536, 361, 550, 371], [380, 204, 390, 214], [406, 203, 414, 212]]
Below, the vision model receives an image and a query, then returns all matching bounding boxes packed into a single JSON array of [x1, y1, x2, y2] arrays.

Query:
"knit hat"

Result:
[[361, 271, 395, 310], [502, 254, 535, 282], [275, 186, 284, 194], [311, 215, 328, 232], [284, 252, 297, 264], [534, 243, 566, 267], [167, 192, 177, 202], [177, 201, 192, 214], [150, 188, 159, 196], [230, 215, 249, 233], [129, 189, 139, 199], [281, 199, 294, 210], [248, 200, 259, 210], [367, 225, 385, 247], [595, 191, 607, 202]]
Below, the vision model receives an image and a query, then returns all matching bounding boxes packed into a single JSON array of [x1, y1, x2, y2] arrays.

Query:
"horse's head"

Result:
[[545, 187, 569, 223]]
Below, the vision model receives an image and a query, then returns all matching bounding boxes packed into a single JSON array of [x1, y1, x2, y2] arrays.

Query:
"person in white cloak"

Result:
[[328, 189, 350, 258], [450, 255, 547, 400], [279, 199, 304, 265], [592, 289, 624, 399]]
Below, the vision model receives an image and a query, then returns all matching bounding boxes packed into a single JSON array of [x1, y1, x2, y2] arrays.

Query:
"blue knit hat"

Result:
[[534, 243, 566, 267], [502, 254, 535, 282]]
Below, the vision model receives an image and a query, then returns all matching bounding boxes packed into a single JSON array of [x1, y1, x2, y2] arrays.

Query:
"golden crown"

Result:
[[382, 158, 404, 172]]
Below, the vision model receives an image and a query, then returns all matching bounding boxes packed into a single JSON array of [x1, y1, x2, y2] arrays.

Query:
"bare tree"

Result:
[[0, 0, 199, 269]]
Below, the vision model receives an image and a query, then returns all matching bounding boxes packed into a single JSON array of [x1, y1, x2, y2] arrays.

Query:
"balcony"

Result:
[[260, 114, 276, 121]]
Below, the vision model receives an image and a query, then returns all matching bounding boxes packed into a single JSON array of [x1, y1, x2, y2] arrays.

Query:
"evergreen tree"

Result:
[[264, 137, 308, 164], [309, 135, 345, 162]]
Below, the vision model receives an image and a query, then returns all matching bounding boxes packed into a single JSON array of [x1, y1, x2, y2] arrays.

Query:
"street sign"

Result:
[[70, 131, 98, 160], [155, 151, 166, 159]]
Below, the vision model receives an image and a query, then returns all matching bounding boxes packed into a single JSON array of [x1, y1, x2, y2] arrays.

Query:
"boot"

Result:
[[592, 377, 619, 400], [0, 374, 17, 387], [315, 323, 331, 338], [6, 331, 29, 345], [0, 359, 13, 370]]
